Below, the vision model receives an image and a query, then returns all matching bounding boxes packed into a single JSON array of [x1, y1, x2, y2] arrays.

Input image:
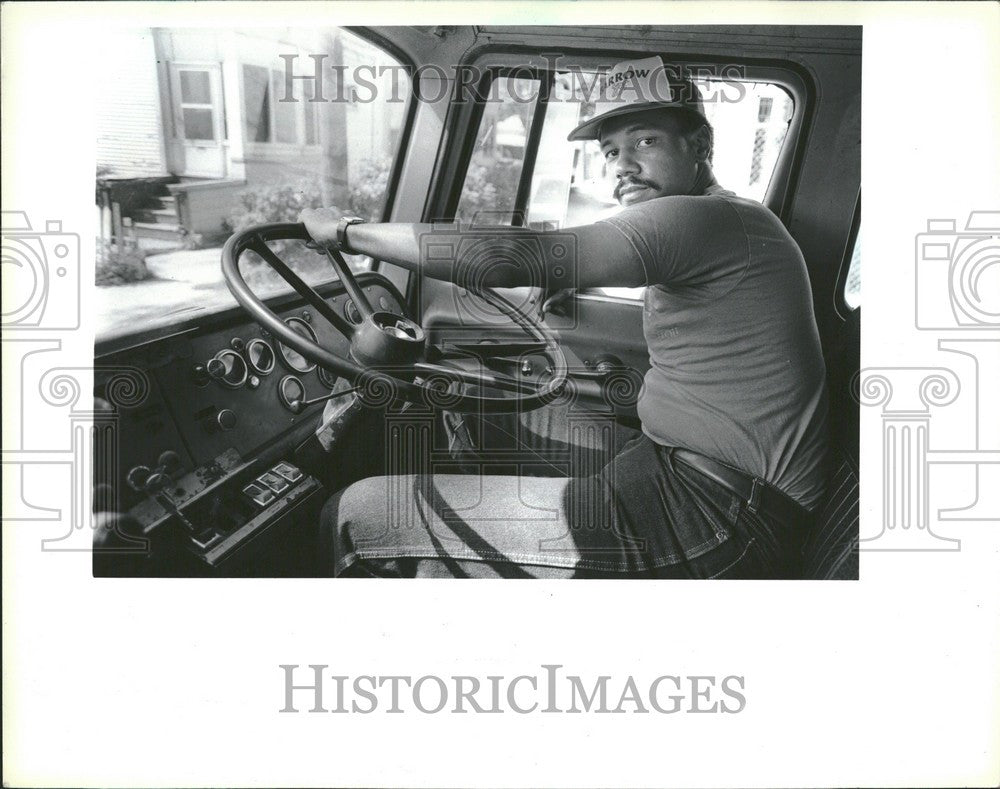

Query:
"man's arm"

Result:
[[300, 208, 646, 290]]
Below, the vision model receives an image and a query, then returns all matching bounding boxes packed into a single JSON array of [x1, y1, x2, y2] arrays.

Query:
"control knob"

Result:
[[204, 409, 238, 433]]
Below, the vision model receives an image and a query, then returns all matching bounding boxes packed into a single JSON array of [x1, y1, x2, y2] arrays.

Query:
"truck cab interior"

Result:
[[93, 25, 861, 579]]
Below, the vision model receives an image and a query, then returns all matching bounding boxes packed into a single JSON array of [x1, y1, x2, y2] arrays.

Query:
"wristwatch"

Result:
[[336, 216, 366, 253]]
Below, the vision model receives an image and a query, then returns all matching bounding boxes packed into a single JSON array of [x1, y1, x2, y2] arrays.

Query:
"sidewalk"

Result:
[[95, 246, 231, 338]]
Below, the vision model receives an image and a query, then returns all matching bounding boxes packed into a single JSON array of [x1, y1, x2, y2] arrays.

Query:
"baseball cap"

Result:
[[566, 56, 707, 142]]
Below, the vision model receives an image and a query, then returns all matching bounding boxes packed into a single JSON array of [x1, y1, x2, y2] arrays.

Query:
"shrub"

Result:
[[224, 180, 326, 235], [347, 158, 393, 222], [95, 241, 152, 286], [454, 158, 523, 224], [224, 160, 394, 238]]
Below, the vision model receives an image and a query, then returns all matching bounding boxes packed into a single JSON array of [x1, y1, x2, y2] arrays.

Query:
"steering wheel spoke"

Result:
[[247, 237, 356, 338], [322, 248, 375, 320]]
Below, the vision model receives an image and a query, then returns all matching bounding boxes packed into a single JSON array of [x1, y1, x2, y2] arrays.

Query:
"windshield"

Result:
[[95, 27, 410, 339]]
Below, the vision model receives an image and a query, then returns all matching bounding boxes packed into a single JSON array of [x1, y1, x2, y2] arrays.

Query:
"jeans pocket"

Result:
[[704, 506, 791, 579], [707, 536, 758, 579]]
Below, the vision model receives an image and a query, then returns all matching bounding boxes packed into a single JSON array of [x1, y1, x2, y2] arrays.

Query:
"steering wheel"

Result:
[[221, 223, 568, 414]]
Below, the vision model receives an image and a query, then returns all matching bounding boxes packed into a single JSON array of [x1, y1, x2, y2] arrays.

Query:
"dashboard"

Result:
[[93, 273, 406, 513]]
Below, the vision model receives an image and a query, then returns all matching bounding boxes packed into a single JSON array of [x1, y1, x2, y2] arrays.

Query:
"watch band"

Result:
[[336, 216, 365, 253]]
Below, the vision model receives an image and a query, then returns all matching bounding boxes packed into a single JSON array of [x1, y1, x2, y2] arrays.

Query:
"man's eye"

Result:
[[636, 137, 656, 149], [604, 149, 618, 161]]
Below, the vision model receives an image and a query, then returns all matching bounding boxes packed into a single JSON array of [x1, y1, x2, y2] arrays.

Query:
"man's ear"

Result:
[[692, 125, 713, 163]]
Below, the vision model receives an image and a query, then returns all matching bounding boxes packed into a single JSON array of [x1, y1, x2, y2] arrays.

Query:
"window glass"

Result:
[[271, 69, 298, 144], [844, 224, 861, 310], [512, 69, 794, 300], [95, 28, 410, 339], [180, 70, 211, 104], [454, 76, 541, 225], [242, 64, 270, 142], [181, 107, 214, 140]]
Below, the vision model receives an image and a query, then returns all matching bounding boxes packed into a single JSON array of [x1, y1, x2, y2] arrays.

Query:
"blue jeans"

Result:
[[320, 406, 798, 578]]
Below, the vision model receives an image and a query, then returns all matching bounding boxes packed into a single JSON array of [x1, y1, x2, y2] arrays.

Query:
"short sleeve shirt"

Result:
[[598, 187, 830, 510]]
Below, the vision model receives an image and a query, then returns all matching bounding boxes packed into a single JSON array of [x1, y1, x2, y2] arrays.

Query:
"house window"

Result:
[[179, 69, 216, 141], [242, 64, 319, 145], [271, 70, 297, 143], [243, 64, 271, 142]]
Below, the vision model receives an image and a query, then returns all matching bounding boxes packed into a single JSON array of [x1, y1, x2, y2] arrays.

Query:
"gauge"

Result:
[[277, 317, 318, 373], [278, 375, 305, 412], [317, 365, 338, 389], [212, 349, 248, 389], [245, 338, 275, 375], [344, 299, 362, 325]]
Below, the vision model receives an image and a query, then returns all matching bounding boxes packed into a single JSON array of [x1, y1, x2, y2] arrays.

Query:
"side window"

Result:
[[454, 76, 541, 225], [525, 72, 794, 226], [525, 70, 795, 300], [843, 224, 861, 310]]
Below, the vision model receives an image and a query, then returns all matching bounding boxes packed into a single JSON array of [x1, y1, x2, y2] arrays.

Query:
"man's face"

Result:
[[599, 110, 700, 207]]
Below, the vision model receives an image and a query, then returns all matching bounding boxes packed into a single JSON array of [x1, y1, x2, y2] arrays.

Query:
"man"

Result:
[[301, 57, 829, 578]]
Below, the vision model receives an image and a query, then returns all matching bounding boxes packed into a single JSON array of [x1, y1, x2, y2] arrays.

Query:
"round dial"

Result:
[[277, 317, 318, 373], [317, 365, 338, 389], [246, 338, 275, 375], [344, 299, 362, 324], [278, 375, 305, 412], [212, 349, 248, 389]]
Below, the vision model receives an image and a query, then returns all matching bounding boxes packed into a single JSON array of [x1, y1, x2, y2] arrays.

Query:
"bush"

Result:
[[347, 158, 393, 222], [95, 241, 151, 286], [454, 158, 523, 224], [224, 180, 326, 235]]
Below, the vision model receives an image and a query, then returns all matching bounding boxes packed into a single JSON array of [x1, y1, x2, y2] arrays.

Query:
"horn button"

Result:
[[350, 311, 426, 366]]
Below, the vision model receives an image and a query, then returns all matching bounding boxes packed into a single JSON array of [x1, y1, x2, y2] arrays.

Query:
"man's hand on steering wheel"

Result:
[[300, 207, 349, 251]]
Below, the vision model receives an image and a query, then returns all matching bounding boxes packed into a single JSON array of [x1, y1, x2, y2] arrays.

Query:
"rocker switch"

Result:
[[256, 471, 289, 494], [272, 462, 303, 483], [242, 482, 275, 507]]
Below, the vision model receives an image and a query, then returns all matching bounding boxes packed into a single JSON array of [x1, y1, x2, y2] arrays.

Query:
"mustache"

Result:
[[614, 177, 658, 201]]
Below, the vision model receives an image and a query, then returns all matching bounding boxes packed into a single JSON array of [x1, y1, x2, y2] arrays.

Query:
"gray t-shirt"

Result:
[[599, 187, 829, 510]]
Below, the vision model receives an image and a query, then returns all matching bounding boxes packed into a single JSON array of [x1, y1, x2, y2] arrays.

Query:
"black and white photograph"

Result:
[[89, 23, 860, 581], [2, 2, 998, 787]]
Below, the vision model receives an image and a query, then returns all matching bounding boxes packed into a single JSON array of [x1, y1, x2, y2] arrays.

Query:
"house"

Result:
[[97, 27, 406, 245]]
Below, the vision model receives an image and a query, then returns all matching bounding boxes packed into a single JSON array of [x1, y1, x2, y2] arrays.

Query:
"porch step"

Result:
[[132, 221, 184, 241], [148, 207, 180, 222]]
